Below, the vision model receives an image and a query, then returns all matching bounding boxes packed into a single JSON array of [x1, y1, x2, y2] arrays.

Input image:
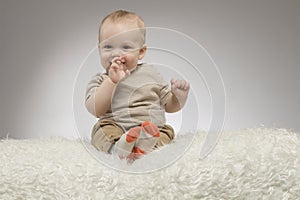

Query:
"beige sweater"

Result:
[[85, 63, 171, 130]]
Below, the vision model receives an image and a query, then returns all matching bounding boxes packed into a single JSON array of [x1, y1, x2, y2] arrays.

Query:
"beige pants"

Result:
[[91, 119, 175, 153]]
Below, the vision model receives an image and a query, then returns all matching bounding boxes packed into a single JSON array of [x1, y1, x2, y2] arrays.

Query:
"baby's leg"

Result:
[[134, 121, 160, 155], [91, 119, 124, 153], [113, 126, 141, 159], [153, 124, 175, 149]]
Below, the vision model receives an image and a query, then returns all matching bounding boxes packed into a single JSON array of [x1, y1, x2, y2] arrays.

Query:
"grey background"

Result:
[[0, 0, 299, 139]]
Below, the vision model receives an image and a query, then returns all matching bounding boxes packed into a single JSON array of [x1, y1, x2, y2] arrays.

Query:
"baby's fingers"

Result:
[[125, 69, 131, 77], [171, 79, 190, 90], [110, 63, 120, 71], [182, 81, 190, 90], [112, 56, 125, 65]]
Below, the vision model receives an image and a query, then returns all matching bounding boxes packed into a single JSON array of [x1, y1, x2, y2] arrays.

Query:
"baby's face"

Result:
[[99, 21, 146, 72]]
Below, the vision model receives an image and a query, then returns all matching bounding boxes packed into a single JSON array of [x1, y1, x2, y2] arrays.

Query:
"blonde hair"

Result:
[[98, 10, 146, 44]]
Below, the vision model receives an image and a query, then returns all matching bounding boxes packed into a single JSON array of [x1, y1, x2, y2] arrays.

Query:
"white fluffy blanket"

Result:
[[1, 128, 300, 199]]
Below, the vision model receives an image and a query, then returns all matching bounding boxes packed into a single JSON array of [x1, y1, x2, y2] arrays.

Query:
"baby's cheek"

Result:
[[100, 52, 109, 61], [100, 53, 110, 66]]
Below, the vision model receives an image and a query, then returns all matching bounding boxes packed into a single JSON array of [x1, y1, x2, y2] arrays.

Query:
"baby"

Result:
[[85, 10, 190, 162]]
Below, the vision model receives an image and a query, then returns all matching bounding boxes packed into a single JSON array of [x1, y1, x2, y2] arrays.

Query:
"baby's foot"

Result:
[[114, 126, 141, 159], [135, 121, 160, 154], [127, 147, 145, 163]]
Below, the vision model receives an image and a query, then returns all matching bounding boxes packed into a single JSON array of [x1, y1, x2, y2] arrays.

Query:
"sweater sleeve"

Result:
[[85, 73, 107, 102], [160, 83, 171, 106]]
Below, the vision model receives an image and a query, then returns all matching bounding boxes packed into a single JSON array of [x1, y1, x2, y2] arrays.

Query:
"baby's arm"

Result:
[[85, 57, 130, 117], [165, 79, 190, 113], [85, 77, 116, 117]]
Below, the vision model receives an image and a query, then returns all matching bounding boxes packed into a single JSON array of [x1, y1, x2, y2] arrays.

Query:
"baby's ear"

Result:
[[138, 44, 147, 60]]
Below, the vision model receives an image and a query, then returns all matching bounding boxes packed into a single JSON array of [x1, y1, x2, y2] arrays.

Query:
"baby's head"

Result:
[[98, 10, 147, 72], [99, 10, 145, 45]]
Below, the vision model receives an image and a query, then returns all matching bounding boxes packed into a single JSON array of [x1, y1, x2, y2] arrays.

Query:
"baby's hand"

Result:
[[108, 56, 130, 84], [171, 79, 190, 105]]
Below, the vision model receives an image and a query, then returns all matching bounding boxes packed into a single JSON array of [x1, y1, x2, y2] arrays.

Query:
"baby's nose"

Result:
[[111, 48, 123, 57]]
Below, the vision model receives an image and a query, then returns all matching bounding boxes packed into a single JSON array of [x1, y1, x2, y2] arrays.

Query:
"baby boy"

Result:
[[85, 10, 190, 162]]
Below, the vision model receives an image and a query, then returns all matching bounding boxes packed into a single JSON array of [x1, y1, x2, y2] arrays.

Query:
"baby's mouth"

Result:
[[109, 60, 126, 65], [108, 61, 126, 69]]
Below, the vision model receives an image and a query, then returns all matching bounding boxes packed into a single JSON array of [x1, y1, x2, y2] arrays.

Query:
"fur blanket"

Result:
[[1, 128, 300, 199]]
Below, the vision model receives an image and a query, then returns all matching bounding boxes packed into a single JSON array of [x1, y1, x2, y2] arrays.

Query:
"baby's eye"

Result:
[[103, 45, 112, 49], [122, 45, 132, 50]]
